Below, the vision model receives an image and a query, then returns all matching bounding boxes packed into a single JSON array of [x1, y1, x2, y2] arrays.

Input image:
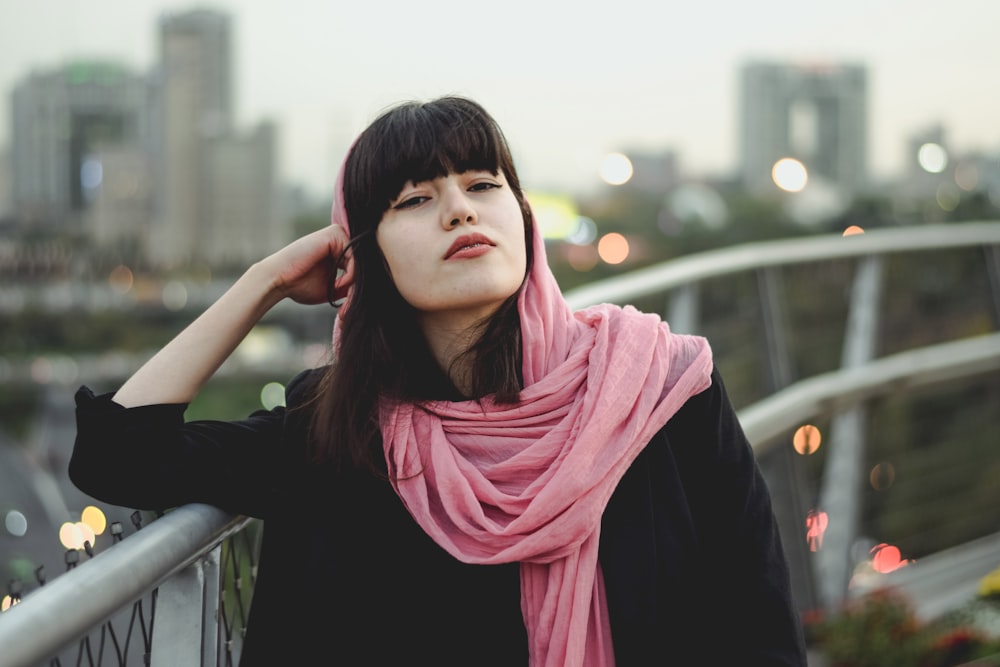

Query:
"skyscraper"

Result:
[[9, 61, 153, 228], [150, 8, 233, 266], [739, 62, 868, 197], [148, 8, 283, 269], [6, 8, 284, 269]]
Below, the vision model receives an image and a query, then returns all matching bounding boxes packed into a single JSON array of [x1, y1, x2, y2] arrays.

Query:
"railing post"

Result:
[[203, 546, 222, 666], [755, 265, 818, 612], [815, 254, 883, 611], [150, 545, 221, 666], [667, 282, 700, 334], [756, 266, 794, 390]]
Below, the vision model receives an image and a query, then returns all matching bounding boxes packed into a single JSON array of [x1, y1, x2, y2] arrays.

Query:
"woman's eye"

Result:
[[393, 196, 428, 210], [469, 182, 500, 192]]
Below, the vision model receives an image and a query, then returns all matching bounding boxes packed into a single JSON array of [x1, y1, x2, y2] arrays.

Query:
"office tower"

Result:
[[202, 121, 281, 266], [150, 8, 233, 266], [622, 150, 680, 194], [7, 8, 282, 268], [149, 8, 282, 269], [9, 61, 153, 228], [739, 62, 868, 197]]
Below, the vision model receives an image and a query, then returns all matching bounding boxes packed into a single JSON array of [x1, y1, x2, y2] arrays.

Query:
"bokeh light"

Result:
[[236, 326, 292, 364], [526, 191, 580, 240], [1, 595, 16, 611], [597, 233, 629, 265], [870, 543, 910, 573], [76, 522, 96, 549], [302, 343, 329, 368], [80, 157, 103, 190], [772, 158, 808, 192], [81, 506, 107, 535], [843, 225, 865, 236], [567, 217, 597, 246], [869, 462, 896, 491], [30, 355, 79, 385], [108, 264, 134, 294], [260, 381, 286, 410], [566, 244, 599, 272], [936, 183, 960, 211], [5, 510, 28, 537], [805, 509, 828, 552], [666, 184, 728, 230], [162, 280, 188, 311], [792, 424, 822, 455], [917, 142, 948, 173], [599, 153, 633, 186], [59, 522, 84, 550], [954, 161, 979, 191]]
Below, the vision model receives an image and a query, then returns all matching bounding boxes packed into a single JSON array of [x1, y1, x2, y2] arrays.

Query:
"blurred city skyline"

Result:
[[2, 0, 999, 197]]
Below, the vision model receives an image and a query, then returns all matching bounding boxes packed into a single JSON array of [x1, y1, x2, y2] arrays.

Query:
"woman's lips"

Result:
[[444, 233, 495, 259]]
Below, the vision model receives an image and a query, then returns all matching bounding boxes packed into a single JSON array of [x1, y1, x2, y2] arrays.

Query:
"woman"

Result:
[[71, 96, 807, 665]]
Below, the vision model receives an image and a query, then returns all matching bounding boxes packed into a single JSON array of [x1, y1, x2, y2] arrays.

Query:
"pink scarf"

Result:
[[332, 166, 713, 666]]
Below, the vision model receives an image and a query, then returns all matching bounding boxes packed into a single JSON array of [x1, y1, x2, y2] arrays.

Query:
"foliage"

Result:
[[186, 374, 282, 421], [805, 586, 1000, 667], [808, 588, 928, 666]]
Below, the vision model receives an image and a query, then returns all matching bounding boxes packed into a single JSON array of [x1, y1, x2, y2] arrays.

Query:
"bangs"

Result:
[[344, 98, 512, 233], [380, 103, 503, 195]]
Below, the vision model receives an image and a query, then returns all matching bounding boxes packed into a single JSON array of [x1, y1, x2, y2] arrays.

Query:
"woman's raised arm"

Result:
[[112, 225, 353, 408]]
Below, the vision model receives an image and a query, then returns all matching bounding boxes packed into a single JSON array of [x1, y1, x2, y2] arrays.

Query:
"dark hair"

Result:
[[307, 96, 534, 470]]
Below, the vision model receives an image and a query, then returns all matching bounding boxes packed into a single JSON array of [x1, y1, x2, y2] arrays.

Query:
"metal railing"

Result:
[[0, 506, 257, 667], [1, 221, 997, 665]]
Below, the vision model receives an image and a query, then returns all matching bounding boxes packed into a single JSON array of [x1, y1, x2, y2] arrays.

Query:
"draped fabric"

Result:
[[331, 160, 713, 666]]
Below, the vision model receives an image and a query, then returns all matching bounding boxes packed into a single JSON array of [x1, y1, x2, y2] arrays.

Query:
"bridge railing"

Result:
[[1, 221, 997, 666]]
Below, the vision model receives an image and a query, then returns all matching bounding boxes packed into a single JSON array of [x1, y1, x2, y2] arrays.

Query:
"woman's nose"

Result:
[[440, 185, 477, 230]]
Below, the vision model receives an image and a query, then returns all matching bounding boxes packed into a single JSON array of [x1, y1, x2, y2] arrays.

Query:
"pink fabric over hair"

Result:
[[331, 159, 713, 666]]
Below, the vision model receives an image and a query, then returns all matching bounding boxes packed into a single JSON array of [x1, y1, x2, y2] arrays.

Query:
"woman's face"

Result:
[[375, 169, 527, 327]]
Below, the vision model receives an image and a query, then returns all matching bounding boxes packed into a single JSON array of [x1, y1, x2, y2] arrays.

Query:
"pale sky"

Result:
[[2, 0, 999, 197]]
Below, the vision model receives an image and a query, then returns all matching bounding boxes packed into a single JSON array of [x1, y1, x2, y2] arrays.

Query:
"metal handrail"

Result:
[[739, 332, 1000, 452], [0, 504, 248, 667], [563, 221, 1000, 310]]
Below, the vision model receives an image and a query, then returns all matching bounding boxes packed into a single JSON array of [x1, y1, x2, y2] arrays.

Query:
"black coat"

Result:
[[70, 366, 806, 666]]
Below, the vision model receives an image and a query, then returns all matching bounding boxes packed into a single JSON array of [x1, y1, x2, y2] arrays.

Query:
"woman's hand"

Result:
[[260, 225, 356, 306]]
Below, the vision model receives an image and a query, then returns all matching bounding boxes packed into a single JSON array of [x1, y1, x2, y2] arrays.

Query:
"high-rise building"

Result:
[[739, 62, 868, 197], [148, 8, 283, 269], [9, 61, 154, 227], [150, 8, 234, 267], [85, 145, 153, 253], [203, 121, 281, 266], [6, 8, 283, 269], [621, 150, 680, 194]]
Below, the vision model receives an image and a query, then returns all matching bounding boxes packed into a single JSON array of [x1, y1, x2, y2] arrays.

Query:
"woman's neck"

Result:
[[418, 311, 490, 398]]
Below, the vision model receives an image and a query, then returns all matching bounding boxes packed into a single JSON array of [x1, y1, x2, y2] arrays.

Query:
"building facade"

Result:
[[149, 8, 232, 267], [9, 61, 154, 229], [7, 8, 287, 271], [739, 61, 868, 197], [148, 8, 282, 269], [203, 122, 281, 267]]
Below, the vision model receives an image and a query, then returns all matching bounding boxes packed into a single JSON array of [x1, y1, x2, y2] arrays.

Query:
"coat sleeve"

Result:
[[69, 368, 321, 519], [667, 366, 807, 665]]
